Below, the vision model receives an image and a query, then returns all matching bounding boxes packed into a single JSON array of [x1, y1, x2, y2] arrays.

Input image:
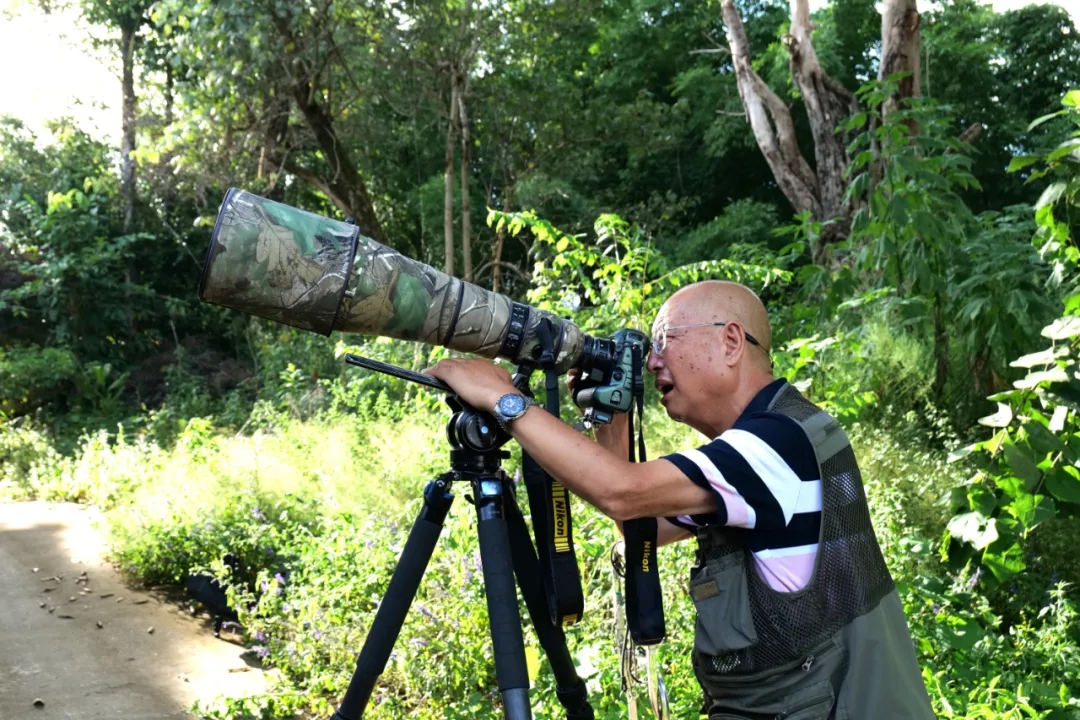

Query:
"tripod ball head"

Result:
[[445, 395, 511, 455]]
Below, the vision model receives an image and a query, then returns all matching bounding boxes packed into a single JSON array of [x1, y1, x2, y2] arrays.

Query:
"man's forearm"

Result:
[[505, 406, 714, 523], [508, 405, 634, 518]]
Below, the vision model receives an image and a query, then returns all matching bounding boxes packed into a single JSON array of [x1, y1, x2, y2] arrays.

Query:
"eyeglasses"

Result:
[[650, 322, 767, 357]]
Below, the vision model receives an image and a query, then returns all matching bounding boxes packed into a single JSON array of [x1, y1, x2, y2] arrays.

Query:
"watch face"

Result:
[[498, 394, 525, 416]]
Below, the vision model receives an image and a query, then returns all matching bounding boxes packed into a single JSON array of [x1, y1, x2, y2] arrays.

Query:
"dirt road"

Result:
[[0, 501, 268, 719]]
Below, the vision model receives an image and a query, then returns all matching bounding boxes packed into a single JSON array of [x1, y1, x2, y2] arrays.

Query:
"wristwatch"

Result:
[[492, 393, 537, 431]]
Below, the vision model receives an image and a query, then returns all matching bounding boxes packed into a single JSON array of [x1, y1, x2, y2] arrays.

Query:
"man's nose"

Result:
[[646, 349, 662, 374]]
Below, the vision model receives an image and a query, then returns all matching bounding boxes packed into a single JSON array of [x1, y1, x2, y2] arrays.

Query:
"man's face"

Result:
[[645, 297, 727, 424]]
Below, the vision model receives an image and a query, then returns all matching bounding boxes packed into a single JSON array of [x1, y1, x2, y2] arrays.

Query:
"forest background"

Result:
[[3, 0, 1080, 717]]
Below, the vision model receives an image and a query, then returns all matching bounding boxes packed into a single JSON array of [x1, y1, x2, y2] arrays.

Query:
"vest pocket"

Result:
[[775, 686, 834, 719], [690, 557, 758, 656]]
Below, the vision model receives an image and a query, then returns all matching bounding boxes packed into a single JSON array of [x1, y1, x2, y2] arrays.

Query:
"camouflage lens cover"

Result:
[[199, 188, 359, 335], [339, 240, 585, 372], [199, 188, 587, 372]]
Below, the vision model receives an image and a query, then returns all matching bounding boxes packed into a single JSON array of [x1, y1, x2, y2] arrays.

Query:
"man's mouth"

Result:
[[658, 382, 675, 397]]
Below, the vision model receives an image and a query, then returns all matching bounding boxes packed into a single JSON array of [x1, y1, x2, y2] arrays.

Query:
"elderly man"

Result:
[[424, 280, 934, 719]]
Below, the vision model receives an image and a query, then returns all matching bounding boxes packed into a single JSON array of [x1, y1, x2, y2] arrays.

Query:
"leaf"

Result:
[[1028, 110, 1065, 131], [1063, 89, 1080, 108], [1050, 405, 1069, 433], [1024, 421, 1066, 456], [1007, 155, 1042, 172], [947, 443, 979, 463], [1006, 493, 1055, 530], [977, 403, 1013, 428], [941, 615, 985, 652], [1003, 441, 1042, 489], [982, 541, 1026, 582], [1014, 367, 1070, 389], [1036, 182, 1067, 209], [1010, 347, 1062, 368], [947, 512, 998, 550], [1041, 316, 1080, 340], [967, 486, 997, 516], [1046, 465, 1080, 504]]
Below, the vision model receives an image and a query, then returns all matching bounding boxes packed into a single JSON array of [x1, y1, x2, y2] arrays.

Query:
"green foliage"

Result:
[[943, 300, 1080, 589], [1011, 89, 1080, 294], [489, 209, 792, 338], [0, 345, 78, 415]]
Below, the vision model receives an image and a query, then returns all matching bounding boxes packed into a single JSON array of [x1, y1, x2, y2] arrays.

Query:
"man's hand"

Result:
[[422, 357, 518, 412]]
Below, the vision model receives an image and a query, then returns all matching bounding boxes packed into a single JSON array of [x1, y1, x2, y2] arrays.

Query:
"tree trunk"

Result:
[[787, 0, 859, 246], [458, 78, 473, 282], [444, 72, 460, 277], [119, 19, 139, 336], [721, 0, 861, 264], [880, 0, 922, 117], [291, 82, 385, 243], [721, 0, 819, 220], [120, 21, 137, 234]]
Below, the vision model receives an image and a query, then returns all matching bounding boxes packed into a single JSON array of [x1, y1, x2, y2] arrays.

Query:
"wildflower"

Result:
[[274, 573, 286, 585], [252, 507, 266, 521], [253, 645, 270, 659], [254, 630, 266, 642]]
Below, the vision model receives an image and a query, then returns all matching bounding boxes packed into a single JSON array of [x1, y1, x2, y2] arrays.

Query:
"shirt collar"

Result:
[[739, 377, 788, 418]]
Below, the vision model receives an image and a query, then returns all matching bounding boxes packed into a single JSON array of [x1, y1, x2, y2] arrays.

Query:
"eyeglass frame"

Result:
[[649, 321, 768, 359]]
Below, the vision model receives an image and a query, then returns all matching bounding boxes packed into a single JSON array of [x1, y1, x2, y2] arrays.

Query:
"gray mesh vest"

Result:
[[692, 382, 895, 677]]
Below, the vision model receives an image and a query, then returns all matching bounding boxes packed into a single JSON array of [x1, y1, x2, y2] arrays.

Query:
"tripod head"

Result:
[[344, 352, 512, 475]]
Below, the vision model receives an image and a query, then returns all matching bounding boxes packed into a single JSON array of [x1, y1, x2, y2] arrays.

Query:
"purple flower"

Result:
[[416, 603, 435, 621], [252, 507, 266, 521], [409, 637, 429, 649], [254, 630, 266, 642], [274, 573, 286, 585], [313, 630, 321, 640], [253, 645, 270, 658]]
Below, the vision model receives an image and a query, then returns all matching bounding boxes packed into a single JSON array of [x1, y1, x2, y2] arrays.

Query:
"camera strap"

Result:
[[622, 342, 666, 646], [520, 318, 585, 627]]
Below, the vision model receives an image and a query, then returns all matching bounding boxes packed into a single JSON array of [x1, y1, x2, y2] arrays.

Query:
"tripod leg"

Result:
[[504, 494, 594, 720], [474, 478, 534, 720], [331, 477, 454, 720]]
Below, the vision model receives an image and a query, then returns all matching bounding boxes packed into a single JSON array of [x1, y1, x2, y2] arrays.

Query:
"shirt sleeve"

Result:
[[662, 414, 815, 531]]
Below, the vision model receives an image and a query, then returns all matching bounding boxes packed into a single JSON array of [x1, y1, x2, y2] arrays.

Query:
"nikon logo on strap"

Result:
[[552, 482, 570, 553], [641, 540, 652, 572]]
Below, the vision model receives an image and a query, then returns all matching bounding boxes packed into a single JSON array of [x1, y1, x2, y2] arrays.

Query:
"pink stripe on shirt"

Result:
[[682, 448, 757, 529], [752, 545, 818, 592]]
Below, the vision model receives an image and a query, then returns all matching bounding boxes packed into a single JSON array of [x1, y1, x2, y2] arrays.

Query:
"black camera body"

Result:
[[572, 329, 649, 425]]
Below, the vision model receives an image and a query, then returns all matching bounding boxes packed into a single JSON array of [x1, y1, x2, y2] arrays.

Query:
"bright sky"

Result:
[[0, 0, 1078, 146]]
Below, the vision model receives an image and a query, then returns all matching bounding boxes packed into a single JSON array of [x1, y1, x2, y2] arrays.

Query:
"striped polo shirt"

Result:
[[663, 379, 822, 593]]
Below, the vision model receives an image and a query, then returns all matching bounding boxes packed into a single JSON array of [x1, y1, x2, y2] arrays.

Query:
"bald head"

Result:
[[661, 281, 772, 367]]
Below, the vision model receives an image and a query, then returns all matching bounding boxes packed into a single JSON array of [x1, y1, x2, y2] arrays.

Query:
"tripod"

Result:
[[330, 394, 594, 720]]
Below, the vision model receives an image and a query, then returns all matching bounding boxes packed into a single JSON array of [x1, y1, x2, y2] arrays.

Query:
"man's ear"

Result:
[[722, 322, 744, 366]]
